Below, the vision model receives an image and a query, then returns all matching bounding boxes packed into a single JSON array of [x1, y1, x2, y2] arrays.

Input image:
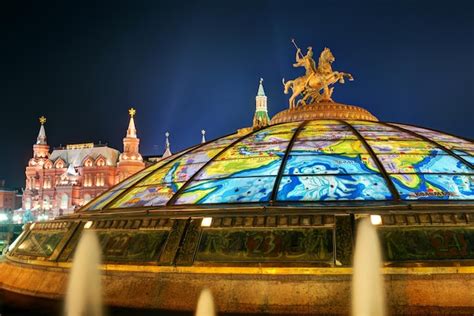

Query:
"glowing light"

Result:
[[370, 215, 382, 225], [0, 214, 8, 221], [12, 214, 21, 223], [38, 214, 49, 221], [84, 221, 94, 229], [66, 143, 94, 150], [201, 217, 213, 227]]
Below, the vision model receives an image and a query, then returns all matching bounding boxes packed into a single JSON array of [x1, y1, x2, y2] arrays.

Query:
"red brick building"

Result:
[[21, 109, 145, 220], [0, 180, 22, 218]]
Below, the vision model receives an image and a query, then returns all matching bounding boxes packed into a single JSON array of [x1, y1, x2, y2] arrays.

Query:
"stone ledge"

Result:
[[1, 260, 473, 314]]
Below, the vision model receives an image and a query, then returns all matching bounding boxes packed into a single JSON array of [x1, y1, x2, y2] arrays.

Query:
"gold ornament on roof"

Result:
[[283, 39, 354, 109], [39, 116, 47, 125], [129, 108, 136, 117]]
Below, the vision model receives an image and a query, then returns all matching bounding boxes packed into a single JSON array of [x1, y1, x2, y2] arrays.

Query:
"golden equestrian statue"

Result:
[[283, 39, 354, 109]]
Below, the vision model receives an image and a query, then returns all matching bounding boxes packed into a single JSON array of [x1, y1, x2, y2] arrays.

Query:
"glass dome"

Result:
[[82, 120, 474, 211]]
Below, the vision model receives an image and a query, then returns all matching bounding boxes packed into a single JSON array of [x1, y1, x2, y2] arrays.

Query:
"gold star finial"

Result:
[[128, 108, 136, 118], [39, 116, 46, 125]]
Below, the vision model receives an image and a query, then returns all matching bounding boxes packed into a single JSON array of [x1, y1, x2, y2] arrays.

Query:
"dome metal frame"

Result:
[[78, 120, 474, 214]]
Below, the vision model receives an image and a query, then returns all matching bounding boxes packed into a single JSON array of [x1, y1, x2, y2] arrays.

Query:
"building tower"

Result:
[[117, 108, 145, 181], [163, 132, 172, 158], [23, 116, 51, 213], [33, 116, 50, 159], [252, 78, 270, 129]]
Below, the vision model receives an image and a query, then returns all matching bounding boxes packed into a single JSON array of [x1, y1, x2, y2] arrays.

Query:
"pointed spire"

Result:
[[257, 78, 266, 96], [126, 108, 137, 138], [36, 116, 47, 145], [201, 130, 206, 144], [253, 78, 270, 129], [163, 132, 172, 158]]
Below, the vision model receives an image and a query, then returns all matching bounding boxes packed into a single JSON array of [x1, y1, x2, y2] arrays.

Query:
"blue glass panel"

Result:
[[277, 175, 392, 201], [378, 154, 473, 173], [175, 176, 276, 204], [391, 174, 474, 200], [454, 153, 474, 164], [283, 154, 379, 175]]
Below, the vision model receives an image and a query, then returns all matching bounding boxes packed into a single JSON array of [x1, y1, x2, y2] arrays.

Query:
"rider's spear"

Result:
[[291, 38, 304, 58]]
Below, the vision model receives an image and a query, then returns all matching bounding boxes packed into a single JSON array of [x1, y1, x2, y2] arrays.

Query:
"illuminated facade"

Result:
[[21, 110, 145, 220]]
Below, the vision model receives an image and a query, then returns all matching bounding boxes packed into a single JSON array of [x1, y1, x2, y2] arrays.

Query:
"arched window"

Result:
[[55, 159, 65, 169], [84, 157, 94, 167], [60, 194, 69, 210], [96, 157, 106, 167], [44, 160, 53, 169]]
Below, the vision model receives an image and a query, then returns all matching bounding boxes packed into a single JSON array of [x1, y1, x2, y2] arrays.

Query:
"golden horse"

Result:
[[283, 48, 354, 108]]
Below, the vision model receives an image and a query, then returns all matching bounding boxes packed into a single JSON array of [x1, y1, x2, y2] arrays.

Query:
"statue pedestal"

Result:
[[270, 101, 378, 124]]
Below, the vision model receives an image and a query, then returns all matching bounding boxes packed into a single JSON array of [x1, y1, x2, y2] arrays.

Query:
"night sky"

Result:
[[1, 0, 473, 188]]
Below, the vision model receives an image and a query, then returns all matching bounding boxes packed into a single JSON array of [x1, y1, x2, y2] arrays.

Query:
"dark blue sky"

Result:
[[1, 0, 473, 188]]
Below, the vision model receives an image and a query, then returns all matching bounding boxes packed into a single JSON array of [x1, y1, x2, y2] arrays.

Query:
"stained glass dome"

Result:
[[82, 119, 474, 212]]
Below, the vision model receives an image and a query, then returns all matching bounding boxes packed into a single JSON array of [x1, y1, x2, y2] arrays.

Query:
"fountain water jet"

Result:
[[65, 230, 103, 316], [195, 288, 216, 316], [352, 217, 386, 316]]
